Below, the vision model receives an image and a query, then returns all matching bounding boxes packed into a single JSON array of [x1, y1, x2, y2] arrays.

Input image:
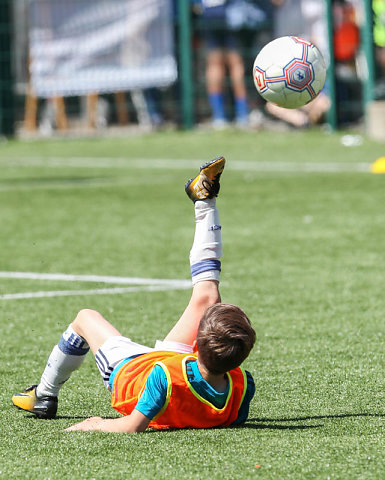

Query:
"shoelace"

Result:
[[202, 176, 220, 196]]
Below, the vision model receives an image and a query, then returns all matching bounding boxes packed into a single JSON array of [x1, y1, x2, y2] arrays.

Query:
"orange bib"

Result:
[[111, 351, 248, 429]]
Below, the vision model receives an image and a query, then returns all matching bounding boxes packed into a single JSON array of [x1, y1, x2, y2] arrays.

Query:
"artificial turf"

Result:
[[0, 129, 384, 479]]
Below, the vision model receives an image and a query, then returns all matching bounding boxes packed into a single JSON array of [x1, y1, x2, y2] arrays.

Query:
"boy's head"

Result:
[[196, 303, 256, 375]]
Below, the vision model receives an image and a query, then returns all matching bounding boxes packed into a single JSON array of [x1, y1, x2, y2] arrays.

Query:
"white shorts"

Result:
[[95, 336, 193, 389]]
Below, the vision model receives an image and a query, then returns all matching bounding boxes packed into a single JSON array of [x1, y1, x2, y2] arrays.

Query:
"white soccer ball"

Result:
[[253, 36, 326, 109]]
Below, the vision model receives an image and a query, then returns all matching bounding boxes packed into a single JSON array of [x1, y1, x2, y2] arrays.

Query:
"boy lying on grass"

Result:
[[12, 157, 256, 432]]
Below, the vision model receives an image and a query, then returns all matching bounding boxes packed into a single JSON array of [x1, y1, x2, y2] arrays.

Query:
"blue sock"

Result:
[[208, 93, 226, 121], [235, 97, 248, 121], [58, 325, 90, 356], [37, 325, 89, 397]]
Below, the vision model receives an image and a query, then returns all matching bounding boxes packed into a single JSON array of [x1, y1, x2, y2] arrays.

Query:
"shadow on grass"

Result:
[[249, 412, 385, 422], [241, 421, 321, 430], [26, 415, 321, 432], [25, 415, 94, 421], [242, 412, 385, 430], [23, 413, 383, 433]]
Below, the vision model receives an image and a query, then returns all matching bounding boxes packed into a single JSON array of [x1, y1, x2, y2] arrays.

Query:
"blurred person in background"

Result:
[[265, 0, 331, 128], [331, 0, 361, 124], [373, 0, 385, 95], [193, 0, 273, 129]]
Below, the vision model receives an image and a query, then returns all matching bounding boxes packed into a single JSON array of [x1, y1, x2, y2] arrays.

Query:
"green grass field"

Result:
[[0, 129, 384, 479]]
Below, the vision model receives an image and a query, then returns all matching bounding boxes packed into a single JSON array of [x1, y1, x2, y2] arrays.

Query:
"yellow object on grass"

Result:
[[371, 157, 385, 173]]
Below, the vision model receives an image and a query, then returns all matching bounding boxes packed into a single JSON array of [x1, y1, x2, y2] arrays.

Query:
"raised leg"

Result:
[[165, 157, 226, 346]]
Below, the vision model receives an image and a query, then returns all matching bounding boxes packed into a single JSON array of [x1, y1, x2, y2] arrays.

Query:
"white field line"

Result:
[[0, 284, 190, 300], [0, 156, 371, 173], [0, 158, 371, 192], [0, 271, 191, 300], [0, 175, 167, 192], [0, 271, 190, 286]]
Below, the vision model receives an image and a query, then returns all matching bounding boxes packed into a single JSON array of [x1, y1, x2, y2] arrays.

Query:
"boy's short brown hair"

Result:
[[196, 303, 256, 374]]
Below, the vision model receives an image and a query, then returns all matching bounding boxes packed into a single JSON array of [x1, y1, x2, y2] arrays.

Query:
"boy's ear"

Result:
[[192, 340, 198, 352]]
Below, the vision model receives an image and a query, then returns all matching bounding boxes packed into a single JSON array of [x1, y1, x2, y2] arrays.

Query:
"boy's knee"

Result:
[[72, 309, 99, 333], [192, 281, 221, 309], [202, 290, 221, 307], [75, 308, 96, 320]]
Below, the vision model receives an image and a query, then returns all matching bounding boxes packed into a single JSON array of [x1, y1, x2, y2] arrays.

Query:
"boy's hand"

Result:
[[66, 417, 104, 431], [66, 410, 150, 433]]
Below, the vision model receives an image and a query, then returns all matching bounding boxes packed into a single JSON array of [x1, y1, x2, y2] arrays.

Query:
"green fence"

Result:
[[0, 0, 383, 137], [0, 0, 14, 136]]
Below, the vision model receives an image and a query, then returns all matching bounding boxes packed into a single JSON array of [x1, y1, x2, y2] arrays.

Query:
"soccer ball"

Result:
[[253, 36, 326, 109]]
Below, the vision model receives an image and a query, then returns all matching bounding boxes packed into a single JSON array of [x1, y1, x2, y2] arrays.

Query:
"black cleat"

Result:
[[12, 385, 58, 419], [185, 156, 226, 202]]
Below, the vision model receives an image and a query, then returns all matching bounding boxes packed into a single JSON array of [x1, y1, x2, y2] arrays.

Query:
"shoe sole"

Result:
[[13, 404, 56, 419], [184, 156, 225, 191], [199, 156, 225, 178]]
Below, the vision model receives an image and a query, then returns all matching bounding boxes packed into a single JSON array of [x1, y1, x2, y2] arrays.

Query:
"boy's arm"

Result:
[[66, 364, 168, 433], [65, 409, 151, 433]]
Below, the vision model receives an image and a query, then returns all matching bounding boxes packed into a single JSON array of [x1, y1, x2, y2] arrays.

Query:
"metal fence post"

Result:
[[325, 0, 337, 131], [0, 0, 14, 136], [178, 0, 194, 129], [361, 0, 375, 105]]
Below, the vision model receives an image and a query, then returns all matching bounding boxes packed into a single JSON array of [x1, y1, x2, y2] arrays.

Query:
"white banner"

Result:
[[29, 0, 177, 98]]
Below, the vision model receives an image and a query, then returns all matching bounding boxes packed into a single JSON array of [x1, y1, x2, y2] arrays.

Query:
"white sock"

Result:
[[37, 324, 89, 398], [190, 198, 222, 285]]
